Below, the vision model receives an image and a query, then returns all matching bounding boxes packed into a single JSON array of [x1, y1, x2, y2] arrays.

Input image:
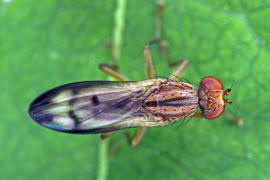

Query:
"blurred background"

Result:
[[1, 0, 270, 179]]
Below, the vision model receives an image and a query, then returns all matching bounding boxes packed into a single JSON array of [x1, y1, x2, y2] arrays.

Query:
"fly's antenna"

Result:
[[230, 78, 235, 90], [224, 97, 244, 126]]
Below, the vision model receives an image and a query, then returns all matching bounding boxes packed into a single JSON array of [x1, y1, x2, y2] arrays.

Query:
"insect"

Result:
[[28, 3, 239, 148]]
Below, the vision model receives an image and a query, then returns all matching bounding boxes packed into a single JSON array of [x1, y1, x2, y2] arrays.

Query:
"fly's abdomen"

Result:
[[143, 81, 198, 119]]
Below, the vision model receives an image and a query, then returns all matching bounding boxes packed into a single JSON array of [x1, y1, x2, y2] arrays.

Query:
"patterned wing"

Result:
[[29, 81, 154, 134]]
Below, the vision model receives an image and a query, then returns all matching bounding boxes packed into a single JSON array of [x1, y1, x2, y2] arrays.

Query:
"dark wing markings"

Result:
[[29, 81, 151, 134]]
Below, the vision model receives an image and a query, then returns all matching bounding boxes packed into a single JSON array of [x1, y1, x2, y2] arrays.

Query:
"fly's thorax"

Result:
[[142, 80, 198, 120]]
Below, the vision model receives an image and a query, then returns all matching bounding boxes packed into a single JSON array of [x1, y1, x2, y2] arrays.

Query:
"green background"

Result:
[[1, 0, 270, 179]]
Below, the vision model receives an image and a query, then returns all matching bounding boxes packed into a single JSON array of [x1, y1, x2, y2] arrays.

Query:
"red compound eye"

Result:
[[199, 76, 226, 119], [200, 77, 223, 90], [203, 106, 225, 119]]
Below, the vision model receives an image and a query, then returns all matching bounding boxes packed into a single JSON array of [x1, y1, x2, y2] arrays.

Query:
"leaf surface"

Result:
[[1, 0, 269, 179]]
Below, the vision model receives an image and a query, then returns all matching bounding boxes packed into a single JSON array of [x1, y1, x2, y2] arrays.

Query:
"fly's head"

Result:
[[198, 77, 232, 119]]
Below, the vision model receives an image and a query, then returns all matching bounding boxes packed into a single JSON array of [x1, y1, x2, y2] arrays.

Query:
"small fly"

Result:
[[28, 3, 241, 148]]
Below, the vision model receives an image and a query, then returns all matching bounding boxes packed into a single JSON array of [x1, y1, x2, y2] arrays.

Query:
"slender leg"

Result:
[[153, 2, 188, 68], [144, 2, 185, 79], [99, 64, 129, 81], [105, 40, 118, 70], [223, 112, 244, 126], [101, 131, 115, 139], [192, 111, 243, 126], [160, 41, 188, 67], [107, 127, 148, 153], [169, 59, 189, 81], [143, 38, 159, 79], [121, 127, 147, 148], [99, 40, 118, 70], [99, 38, 128, 81], [108, 134, 126, 160], [142, 2, 164, 79], [106, 127, 147, 159], [129, 127, 147, 148], [107, 127, 146, 159]]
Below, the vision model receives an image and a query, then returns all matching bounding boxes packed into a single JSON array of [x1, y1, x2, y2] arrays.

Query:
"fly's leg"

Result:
[[107, 127, 146, 159], [105, 40, 118, 70], [125, 127, 147, 148], [107, 134, 126, 160], [169, 59, 189, 81], [153, 2, 189, 69], [99, 39, 129, 81], [109, 127, 147, 159], [105, 127, 147, 159], [99, 64, 129, 81], [142, 2, 164, 79], [224, 112, 244, 126], [144, 38, 159, 79], [191, 111, 243, 126], [99, 40, 118, 71], [144, 2, 187, 79], [101, 131, 116, 139], [160, 41, 189, 68]]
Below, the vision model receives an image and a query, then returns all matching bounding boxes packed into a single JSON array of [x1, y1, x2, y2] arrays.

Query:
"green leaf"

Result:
[[1, 0, 270, 179]]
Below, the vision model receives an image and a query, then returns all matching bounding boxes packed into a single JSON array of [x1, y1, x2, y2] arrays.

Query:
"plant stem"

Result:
[[97, 0, 127, 180], [113, 0, 127, 62], [98, 139, 108, 180]]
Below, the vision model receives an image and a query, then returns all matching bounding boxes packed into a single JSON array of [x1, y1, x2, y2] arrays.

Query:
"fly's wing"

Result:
[[29, 81, 155, 134]]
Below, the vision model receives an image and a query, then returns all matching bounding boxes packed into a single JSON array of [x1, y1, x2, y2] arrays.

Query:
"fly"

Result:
[[29, 79, 199, 133], [28, 3, 241, 148]]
